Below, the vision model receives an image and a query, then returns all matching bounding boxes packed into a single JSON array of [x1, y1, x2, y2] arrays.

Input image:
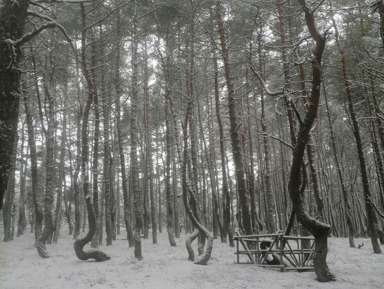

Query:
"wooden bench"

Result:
[[234, 232, 315, 271]]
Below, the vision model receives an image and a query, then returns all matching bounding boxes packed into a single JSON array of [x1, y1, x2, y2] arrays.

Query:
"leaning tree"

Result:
[[287, 0, 335, 282]]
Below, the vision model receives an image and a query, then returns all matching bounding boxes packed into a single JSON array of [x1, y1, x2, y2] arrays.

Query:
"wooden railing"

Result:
[[234, 232, 315, 271]]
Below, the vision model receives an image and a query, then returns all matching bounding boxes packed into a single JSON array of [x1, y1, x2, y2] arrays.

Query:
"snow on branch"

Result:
[[14, 11, 75, 51], [249, 62, 284, 97]]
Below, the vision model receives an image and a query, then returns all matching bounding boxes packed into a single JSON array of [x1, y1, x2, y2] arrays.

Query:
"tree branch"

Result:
[[26, 11, 75, 51], [250, 62, 284, 96]]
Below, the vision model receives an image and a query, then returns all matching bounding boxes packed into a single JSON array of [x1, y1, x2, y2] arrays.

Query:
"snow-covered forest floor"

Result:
[[1, 229, 383, 289]]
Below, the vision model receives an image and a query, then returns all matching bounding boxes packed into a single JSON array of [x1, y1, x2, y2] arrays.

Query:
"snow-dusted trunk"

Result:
[[131, 0, 143, 260], [2, 135, 17, 242], [333, 14, 381, 255], [181, 93, 213, 265], [36, 79, 55, 258], [0, 0, 29, 210], [74, 3, 110, 262], [114, 10, 134, 248], [288, 0, 335, 282], [216, 2, 252, 236]]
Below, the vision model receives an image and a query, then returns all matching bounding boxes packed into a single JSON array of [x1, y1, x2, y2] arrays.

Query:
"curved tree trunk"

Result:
[[288, 1, 335, 282], [74, 3, 110, 262], [182, 96, 213, 265]]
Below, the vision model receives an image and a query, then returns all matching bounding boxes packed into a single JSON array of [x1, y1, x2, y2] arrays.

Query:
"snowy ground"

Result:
[[0, 229, 383, 289]]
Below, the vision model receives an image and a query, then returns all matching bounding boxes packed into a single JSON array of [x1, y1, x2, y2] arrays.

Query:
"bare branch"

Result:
[[269, 134, 294, 150], [312, 0, 326, 13], [368, 197, 384, 219], [249, 62, 284, 96], [22, 12, 75, 51]]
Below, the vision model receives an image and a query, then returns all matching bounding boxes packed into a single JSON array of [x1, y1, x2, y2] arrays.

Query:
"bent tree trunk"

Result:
[[182, 99, 213, 265], [288, 1, 335, 282], [74, 3, 110, 262]]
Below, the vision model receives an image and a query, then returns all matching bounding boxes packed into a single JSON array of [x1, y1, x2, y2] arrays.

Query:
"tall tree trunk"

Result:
[[103, 92, 113, 246], [182, 98, 213, 265], [216, 2, 252, 235], [74, 3, 110, 262], [53, 101, 67, 244], [73, 41, 83, 240], [17, 121, 27, 237], [213, 44, 233, 246], [256, 37, 277, 233], [323, 84, 355, 248], [163, 29, 177, 247], [37, 77, 55, 258], [114, 9, 134, 248], [288, 1, 335, 282], [91, 28, 100, 248], [332, 16, 381, 254], [131, 0, 143, 260], [0, 0, 29, 210], [24, 94, 44, 243], [165, 86, 177, 247], [3, 134, 18, 242]]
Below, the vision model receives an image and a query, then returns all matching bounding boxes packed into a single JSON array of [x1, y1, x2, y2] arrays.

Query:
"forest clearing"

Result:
[[0, 229, 383, 289]]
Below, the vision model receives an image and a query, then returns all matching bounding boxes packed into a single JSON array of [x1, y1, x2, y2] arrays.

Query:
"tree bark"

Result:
[[24, 94, 44, 243], [216, 2, 252, 235], [131, 0, 143, 260], [0, 0, 29, 210], [37, 75, 55, 258], [2, 134, 18, 242], [323, 84, 355, 248], [288, 0, 335, 282], [74, 3, 110, 262], [332, 15, 381, 254], [114, 9, 134, 248]]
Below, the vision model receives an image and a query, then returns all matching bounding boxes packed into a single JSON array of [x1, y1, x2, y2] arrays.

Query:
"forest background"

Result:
[[1, 0, 384, 284]]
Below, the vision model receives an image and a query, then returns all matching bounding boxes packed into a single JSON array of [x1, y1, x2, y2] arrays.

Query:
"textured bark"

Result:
[[257, 42, 276, 233], [216, 2, 252, 235], [0, 0, 29, 210], [333, 15, 381, 254], [24, 95, 44, 243], [53, 106, 66, 244], [114, 10, 134, 248], [17, 124, 27, 237], [185, 229, 200, 261], [2, 135, 17, 242], [324, 86, 355, 248], [165, 94, 177, 247], [213, 49, 233, 246], [91, 28, 100, 248], [131, 1, 143, 260], [74, 3, 110, 262], [288, 0, 335, 282], [181, 89, 213, 265], [37, 77, 55, 258], [164, 31, 177, 247], [372, 1, 384, 48]]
